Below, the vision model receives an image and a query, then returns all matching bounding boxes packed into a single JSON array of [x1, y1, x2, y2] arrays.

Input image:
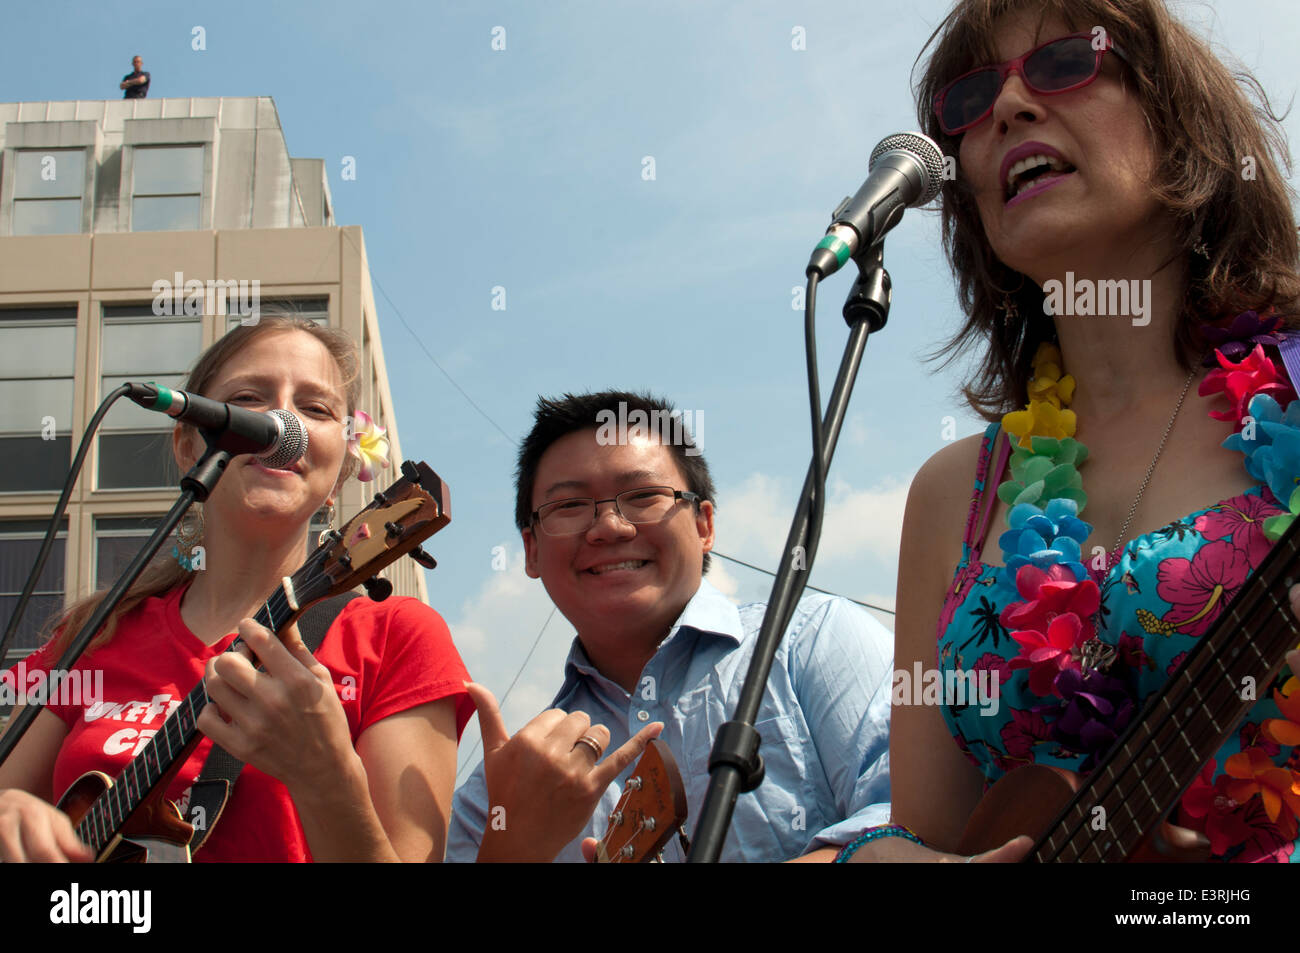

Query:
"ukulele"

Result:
[[594, 739, 689, 863], [55, 460, 451, 863], [957, 509, 1300, 862]]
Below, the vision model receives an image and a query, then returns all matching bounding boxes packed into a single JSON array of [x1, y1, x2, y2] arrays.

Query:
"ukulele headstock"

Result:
[[595, 739, 688, 863], [294, 461, 451, 606]]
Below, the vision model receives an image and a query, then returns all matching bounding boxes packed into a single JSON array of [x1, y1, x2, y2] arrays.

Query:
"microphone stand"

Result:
[[0, 440, 232, 765], [687, 243, 891, 862]]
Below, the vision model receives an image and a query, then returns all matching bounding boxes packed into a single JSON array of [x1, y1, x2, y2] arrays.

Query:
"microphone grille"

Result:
[[260, 409, 309, 470], [869, 132, 945, 206]]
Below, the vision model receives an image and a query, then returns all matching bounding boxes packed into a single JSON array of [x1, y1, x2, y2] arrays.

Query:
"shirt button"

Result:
[[636, 710, 650, 722]]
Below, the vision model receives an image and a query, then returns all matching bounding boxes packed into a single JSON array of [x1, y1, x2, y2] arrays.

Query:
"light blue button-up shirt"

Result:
[[446, 579, 893, 862]]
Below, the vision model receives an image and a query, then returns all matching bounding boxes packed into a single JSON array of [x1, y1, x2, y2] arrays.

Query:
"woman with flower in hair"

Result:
[[0, 314, 472, 861], [840, 0, 1300, 863]]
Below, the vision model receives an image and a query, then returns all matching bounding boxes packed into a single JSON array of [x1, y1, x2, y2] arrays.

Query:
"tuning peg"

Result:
[[372, 489, 390, 505], [401, 460, 419, 482], [409, 546, 437, 570], [337, 553, 353, 569], [384, 521, 404, 540], [362, 576, 393, 601]]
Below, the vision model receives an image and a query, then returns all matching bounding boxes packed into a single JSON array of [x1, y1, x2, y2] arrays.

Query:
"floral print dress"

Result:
[[936, 421, 1300, 863]]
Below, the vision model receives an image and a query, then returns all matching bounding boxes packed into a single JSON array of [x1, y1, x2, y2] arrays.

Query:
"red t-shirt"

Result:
[[15, 584, 473, 862]]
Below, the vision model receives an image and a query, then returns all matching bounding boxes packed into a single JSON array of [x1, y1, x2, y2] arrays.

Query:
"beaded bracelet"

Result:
[[833, 824, 924, 863]]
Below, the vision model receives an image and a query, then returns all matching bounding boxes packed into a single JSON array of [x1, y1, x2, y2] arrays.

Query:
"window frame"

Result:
[[128, 143, 205, 232]]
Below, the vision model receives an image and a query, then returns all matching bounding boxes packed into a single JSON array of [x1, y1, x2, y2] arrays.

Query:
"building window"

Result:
[[97, 513, 326, 592], [0, 307, 76, 492], [12, 149, 85, 235], [224, 296, 328, 333], [131, 145, 203, 231], [0, 519, 67, 665], [93, 516, 178, 590], [98, 304, 200, 489]]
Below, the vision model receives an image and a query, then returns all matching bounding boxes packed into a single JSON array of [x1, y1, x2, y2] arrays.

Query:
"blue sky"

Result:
[[8, 0, 1298, 780]]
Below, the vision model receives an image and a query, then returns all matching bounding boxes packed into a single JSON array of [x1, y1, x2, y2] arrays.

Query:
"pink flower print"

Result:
[[1240, 720, 1282, 759], [970, 652, 1012, 700], [1117, 632, 1154, 672], [1228, 796, 1298, 863], [1194, 493, 1284, 565], [999, 707, 1052, 765], [1166, 650, 1188, 676], [1155, 539, 1253, 638]]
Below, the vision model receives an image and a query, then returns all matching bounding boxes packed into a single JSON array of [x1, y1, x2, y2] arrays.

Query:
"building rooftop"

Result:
[[0, 96, 333, 235]]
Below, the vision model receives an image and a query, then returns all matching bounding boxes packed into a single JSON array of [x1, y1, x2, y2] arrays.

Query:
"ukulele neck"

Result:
[[73, 582, 295, 856]]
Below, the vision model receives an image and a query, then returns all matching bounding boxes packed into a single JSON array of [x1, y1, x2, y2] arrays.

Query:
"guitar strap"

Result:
[[185, 591, 362, 853]]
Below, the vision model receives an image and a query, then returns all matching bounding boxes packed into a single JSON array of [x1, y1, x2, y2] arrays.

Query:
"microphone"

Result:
[[807, 131, 945, 279], [126, 382, 309, 469]]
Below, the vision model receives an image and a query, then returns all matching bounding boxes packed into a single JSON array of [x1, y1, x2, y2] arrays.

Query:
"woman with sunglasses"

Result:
[[840, 0, 1300, 863]]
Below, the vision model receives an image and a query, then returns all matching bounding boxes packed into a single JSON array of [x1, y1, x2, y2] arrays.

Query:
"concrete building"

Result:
[[0, 96, 424, 667]]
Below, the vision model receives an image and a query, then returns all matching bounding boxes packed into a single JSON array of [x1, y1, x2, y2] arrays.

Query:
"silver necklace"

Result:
[[1107, 365, 1199, 564], [1078, 365, 1197, 675]]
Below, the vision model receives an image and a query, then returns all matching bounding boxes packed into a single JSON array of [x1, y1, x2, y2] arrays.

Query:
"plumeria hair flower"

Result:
[[347, 410, 390, 483]]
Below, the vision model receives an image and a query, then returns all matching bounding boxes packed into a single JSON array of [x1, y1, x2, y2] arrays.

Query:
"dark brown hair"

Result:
[[916, 0, 1300, 419], [46, 313, 361, 657]]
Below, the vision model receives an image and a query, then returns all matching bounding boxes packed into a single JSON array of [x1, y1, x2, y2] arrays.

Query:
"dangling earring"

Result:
[[1192, 238, 1210, 260], [993, 271, 1026, 325], [317, 501, 336, 547], [173, 504, 204, 571], [1000, 293, 1020, 323]]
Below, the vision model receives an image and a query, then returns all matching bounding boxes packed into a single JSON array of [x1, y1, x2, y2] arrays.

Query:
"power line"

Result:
[[456, 605, 558, 778], [711, 551, 895, 616], [338, 229, 515, 446]]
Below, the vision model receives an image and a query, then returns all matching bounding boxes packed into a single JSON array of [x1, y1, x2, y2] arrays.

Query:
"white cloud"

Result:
[[716, 470, 912, 566], [445, 549, 577, 782]]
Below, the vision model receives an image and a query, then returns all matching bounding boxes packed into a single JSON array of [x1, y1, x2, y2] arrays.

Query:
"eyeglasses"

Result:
[[531, 486, 701, 536], [933, 33, 1128, 135]]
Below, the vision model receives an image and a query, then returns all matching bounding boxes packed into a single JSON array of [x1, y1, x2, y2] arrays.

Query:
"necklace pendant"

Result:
[[1079, 638, 1117, 675]]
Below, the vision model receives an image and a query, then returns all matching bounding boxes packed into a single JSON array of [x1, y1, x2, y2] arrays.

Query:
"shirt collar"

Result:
[[554, 578, 743, 699]]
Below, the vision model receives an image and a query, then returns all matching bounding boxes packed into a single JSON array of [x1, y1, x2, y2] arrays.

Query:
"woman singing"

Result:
[[843, 0, 1300, 862], [0, 314, 472, 861]]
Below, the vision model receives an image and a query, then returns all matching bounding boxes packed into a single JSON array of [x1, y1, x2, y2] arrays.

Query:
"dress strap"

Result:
[[960, 422, 1012, 565]]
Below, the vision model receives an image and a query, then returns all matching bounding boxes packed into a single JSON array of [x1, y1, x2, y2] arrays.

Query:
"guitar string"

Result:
[[77, 578, 301, 850], [77, 516, 414, 854], [1037, 566, 1269, 862], [1086, 538, 1300, 859], [1049, 585, 1286, 862], [597, 791, 633, 860], [1040, 530, 1300, 861], [1042, 534, 1292, 860]]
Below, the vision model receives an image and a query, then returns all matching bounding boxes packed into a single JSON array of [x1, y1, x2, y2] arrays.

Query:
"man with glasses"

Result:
[[446, 391, 893, 862]]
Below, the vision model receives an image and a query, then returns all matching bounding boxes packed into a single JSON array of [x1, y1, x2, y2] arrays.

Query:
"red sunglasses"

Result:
[[933, 32, 1129, 135]]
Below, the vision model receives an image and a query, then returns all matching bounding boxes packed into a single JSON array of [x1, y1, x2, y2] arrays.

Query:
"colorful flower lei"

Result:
[[996, 321, 1300, 858]]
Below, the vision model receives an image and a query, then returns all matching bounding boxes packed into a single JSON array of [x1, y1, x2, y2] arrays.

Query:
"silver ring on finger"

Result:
[[572, 734, 604, 761]]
